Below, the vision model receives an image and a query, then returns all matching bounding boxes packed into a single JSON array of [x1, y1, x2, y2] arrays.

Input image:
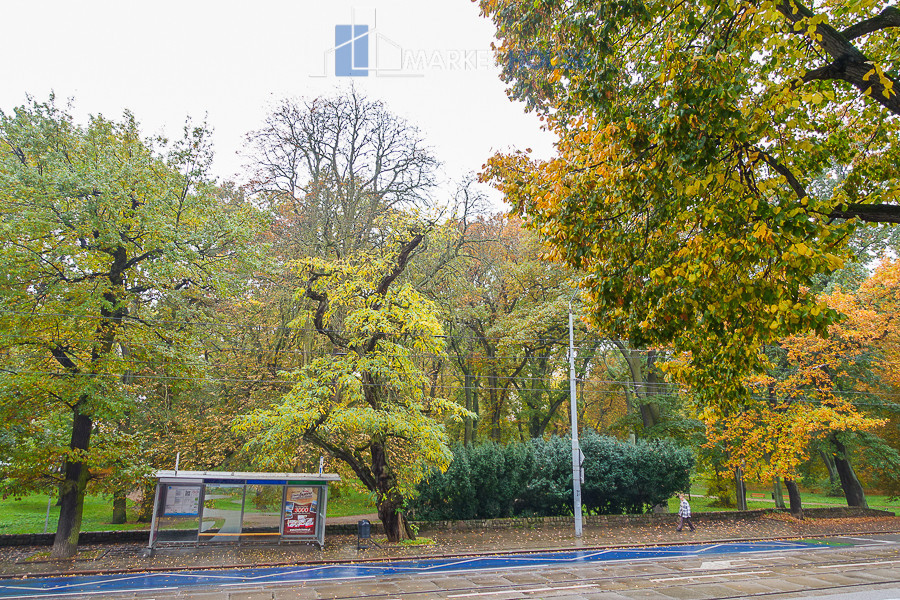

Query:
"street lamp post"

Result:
[[568, 296, 583, 537]]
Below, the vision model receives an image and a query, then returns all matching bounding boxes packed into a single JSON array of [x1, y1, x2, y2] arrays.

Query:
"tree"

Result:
[[857, 259, 900, 391], [231, 89, 447, 473], [0, 98, 258, 557], [695, 258, 900, 513], [234, 221, 471, 542], [413, 180, 494, 445], [246, 87, 439, 261], [431, 215, 605, 442], [770, 259, 900, 505], [433, 214, 530, 442], [479, 0, 900, 414]]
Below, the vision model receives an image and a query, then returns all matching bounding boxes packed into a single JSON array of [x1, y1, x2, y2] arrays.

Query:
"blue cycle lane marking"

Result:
[[0, 540, 821, 598]]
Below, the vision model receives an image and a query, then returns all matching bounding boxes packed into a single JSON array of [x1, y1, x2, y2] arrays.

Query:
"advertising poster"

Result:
[[163, 485, 201, 516], [283, 486, 319, 536]]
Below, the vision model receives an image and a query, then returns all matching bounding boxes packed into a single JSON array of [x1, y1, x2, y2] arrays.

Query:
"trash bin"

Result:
[[357, 519, 380, 550]]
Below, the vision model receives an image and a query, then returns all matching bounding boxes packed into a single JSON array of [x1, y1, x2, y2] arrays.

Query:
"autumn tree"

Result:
[[0, 99, 259, 557], [860, 260, 900, 391], [479, 0, 900, 418], [235, 219, 470, 542], [857, 259, 900, 497], [246, 87, 439, 261], [431, 215, 604, 442], [765, 259, 900, 506], [221, 90, 446, 475], [692, 258, 900, 514]]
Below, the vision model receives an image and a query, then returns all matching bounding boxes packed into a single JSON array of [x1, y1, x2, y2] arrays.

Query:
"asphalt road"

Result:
[[4, 534, 900, 600]]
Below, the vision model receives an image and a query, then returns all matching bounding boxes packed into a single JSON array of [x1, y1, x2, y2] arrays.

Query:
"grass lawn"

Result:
[[326, 487, 377, 518], [0, 494, 148, 535], [669, 491, 900, 514], [0, 487, 377, 535], [3, 487, 891, 535]]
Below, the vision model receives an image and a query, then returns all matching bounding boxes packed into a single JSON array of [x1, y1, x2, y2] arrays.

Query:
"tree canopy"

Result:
[[0, 98, 259, 557], [235, 218, 471, 542], [246, 88, 439, 260], [5, 80, 898, 545], [479, 0, 900, 412]]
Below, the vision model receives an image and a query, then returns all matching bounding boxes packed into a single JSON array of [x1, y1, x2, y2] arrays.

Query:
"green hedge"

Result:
[[408, 441, 533, 520], [410, 432, 693, 520]]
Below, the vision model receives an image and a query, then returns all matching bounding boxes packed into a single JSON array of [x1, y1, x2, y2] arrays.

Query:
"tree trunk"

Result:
[[488, 372, 502, 442], [372, 441, 404, 542], [616, 343, 662, 434], [401, 512, 417, 541], [639, 403, 660, 430], [819, 449, 842, 496], [528, 413, 540, 440], [784, 478, 804, 519], [51, 409, 93, 559], [378, 494, 404, 543], [463, 371, 475, 445], [136, 481, 156, 523], [112, 490, 127, 525], [831, 436, 868, 508], [772, 477, 786, 509], [640, 351, 662, 429], [734, 467, 747, 511]]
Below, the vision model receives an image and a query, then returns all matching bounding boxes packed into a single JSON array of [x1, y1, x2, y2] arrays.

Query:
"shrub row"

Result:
[[409, 432, 693, 521]]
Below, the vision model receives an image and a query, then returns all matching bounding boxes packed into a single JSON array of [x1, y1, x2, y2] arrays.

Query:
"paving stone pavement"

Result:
[[1, 512, 899, 581], [41, 541, 897, 600]]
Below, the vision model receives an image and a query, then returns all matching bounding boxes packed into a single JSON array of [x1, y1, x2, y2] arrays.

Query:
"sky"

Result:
[[0, 1, 556, 205]]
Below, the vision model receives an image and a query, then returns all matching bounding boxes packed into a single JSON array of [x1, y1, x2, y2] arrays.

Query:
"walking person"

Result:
[[676, 493, 695, 532]]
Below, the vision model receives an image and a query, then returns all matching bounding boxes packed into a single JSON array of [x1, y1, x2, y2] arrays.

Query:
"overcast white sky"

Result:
[[0, 1, 555, 205]]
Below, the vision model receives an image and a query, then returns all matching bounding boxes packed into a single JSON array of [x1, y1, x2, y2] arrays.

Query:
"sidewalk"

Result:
[[2, 511, 898, 579]]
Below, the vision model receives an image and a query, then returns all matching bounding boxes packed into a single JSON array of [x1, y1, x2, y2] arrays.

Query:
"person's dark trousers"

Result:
[[676, 516, 695, 531]]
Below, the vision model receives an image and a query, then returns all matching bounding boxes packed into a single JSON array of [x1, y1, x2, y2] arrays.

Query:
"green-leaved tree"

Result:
[[0, 98, 259, 558], [479, 0, 900, 441], [235, 221, 471, 542]]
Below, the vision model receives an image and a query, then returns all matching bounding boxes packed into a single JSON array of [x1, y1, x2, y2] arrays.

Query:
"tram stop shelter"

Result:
[[148, 470, 341, 552]]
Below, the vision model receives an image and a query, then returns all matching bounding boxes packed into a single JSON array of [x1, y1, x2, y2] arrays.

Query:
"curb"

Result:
[[2, 507, 891, 547]]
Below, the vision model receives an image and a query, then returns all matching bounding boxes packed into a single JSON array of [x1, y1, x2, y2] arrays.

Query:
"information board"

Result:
[[282, 486, 319, 536], [163, 485, 201, 516]]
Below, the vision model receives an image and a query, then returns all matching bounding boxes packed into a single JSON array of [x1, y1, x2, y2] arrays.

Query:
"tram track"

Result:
[[4, 537, 899, 599], [4, 528, 900, 581], [209, 546, 900, 600]]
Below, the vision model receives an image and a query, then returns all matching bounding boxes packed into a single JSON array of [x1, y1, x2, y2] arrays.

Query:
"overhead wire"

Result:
[[3, 349, 895, 398], [3, 367, 899, 403], [0, 344, 672, 366], [3, 312, 897, 401], [0, 309, 652, 348]]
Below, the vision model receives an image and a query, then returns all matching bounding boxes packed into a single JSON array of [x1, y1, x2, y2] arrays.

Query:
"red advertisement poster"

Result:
[[283, 486, 319, 536]]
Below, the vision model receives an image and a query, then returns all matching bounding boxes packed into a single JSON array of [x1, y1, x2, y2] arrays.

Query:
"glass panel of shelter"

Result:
[[149, 475, 333, 549], [200, 483, 244, 542], [240, 484, 282, 541], [154, 483, 202, 543]]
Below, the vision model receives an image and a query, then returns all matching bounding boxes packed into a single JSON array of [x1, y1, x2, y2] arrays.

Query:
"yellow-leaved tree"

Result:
[[702, 259, 900, 512], [478, 0, 900, 479], [235, 219, 471, 542]]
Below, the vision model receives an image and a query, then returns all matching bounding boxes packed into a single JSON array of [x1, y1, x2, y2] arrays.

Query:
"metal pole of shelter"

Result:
[[147, 483, 162, 553], [568, 296, 583, 537]]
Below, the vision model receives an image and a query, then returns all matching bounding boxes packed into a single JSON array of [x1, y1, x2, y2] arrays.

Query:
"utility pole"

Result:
[[568, 295, 583, 537]]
